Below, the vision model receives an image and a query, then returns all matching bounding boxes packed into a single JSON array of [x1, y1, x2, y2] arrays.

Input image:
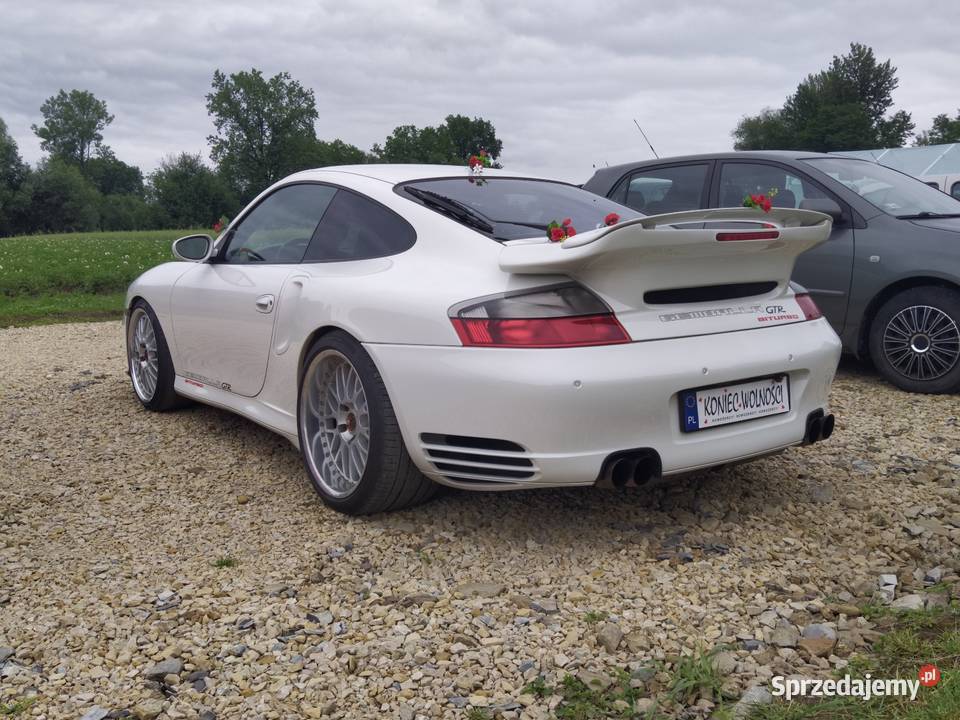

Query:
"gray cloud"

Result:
[[1, 0, 957, 183]]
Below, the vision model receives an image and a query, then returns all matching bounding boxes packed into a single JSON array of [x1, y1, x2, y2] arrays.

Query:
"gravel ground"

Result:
[[1, 321, 959, 720]]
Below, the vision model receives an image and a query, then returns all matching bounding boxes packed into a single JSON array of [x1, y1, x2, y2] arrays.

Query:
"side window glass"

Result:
[[719, 163, 829, 210], [952, 181, 960, 200], [621, 164, 708, 213], [224, 184, 336, 264], [303, 189, 416, 262]]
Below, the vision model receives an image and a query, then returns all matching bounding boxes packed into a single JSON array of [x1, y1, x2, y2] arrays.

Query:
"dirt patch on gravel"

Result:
[[1, 322, 958, 719]]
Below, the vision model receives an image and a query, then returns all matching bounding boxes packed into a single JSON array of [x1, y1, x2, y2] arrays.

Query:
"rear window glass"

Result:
[[399, 177, 640, 241]]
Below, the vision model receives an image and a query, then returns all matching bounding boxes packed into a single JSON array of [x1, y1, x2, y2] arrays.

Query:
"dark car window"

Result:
[[718, 162, 829, 209], [953, 181, 960, 200], [303, 188, 415, 262], [224, 184, 336, 264], [611, 164, 708, 213], [400, 178, 640, 242]]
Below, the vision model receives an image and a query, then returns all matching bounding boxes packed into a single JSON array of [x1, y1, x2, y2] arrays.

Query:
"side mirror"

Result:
[[799, 198, 843, 222], [172, 234, 213, 262]]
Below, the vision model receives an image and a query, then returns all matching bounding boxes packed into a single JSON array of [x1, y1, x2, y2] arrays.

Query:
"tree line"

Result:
[[733, 43, 959, 151], [0, 69, 503, 237]]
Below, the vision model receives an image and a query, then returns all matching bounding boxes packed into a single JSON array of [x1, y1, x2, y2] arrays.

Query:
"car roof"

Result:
[[286, 164, 549, 185], [600, 150, 840, 175]]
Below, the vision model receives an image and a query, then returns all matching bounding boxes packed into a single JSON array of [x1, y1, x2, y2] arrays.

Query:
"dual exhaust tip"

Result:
[[597, 449, 663, 489], [805, 410, 835, 445]]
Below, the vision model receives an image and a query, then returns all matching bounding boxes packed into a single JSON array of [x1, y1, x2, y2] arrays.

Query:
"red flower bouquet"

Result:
[[547, 218, 577, 242], [743, 188, 778, 213]]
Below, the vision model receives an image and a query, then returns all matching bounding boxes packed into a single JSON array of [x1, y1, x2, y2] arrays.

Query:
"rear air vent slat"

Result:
[[419, 433, 539, 484], [431, 462, 534, 479], [420, 433, 525, 452], [644, 281, 778, 305]]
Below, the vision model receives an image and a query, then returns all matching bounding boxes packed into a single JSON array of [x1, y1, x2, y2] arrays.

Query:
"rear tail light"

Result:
[[716, 230, 780, 241], [795, 292, 822, 320], [449, 284, 631, 348]]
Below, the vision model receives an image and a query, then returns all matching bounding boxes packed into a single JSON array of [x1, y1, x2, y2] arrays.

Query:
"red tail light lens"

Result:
[[795, 293, 822, 320], [450, 284, 631, 348], [716, 230, 780, 241]]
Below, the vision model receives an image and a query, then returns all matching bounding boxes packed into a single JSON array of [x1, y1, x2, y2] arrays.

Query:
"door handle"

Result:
[[255, 294, 275, 313]]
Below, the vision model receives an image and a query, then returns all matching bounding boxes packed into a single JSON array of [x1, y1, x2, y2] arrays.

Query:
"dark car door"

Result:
[[711, 160, 856, 333]]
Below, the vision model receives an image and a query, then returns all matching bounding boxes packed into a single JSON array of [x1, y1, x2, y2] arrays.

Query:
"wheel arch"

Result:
[[858, 276, 960, 358], [297, 325, 359, 381]]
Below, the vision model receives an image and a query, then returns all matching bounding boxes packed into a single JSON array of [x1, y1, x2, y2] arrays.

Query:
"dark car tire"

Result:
[[869, 286, 960, 394], [297, 331, 437, 515], [126, 299, 189, 411]]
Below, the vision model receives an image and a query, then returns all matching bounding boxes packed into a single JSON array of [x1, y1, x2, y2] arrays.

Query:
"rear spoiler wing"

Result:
[[499, 208, 833, 275]]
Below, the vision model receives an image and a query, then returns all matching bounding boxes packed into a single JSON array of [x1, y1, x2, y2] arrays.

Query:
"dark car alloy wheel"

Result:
[[882, 304, 960, 381]]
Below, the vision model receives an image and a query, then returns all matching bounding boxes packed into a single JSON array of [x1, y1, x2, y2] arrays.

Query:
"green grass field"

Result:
[[0, 229, 204, 326]]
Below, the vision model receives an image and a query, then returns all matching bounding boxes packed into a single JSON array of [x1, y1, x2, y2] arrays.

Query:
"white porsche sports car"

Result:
[[125, 164, 841, 514]]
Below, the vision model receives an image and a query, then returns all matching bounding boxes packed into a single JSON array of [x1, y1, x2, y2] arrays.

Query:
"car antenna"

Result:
[[633, 119, 659, 159]]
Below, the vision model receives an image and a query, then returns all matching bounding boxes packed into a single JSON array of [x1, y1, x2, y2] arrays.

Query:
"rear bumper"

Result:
[[365, 319, 842, 490]]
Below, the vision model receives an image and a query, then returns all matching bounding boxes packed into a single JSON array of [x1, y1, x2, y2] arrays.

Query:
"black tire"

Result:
[[297, 331, 436, 515], [125, 299, 187, 411], [869, 286, 960, 394]]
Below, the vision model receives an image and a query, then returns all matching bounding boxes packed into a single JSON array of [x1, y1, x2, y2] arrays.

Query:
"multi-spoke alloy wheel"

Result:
[[128, 307, 160, 401], [296, 331, 436, 514], [870, 287, 960, 394], [125, 300, 184, 411], [300, 350, 371, 497], [882, 304, 960, 381]]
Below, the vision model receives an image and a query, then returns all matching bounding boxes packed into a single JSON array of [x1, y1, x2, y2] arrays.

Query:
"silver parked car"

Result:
[[584, 151, 960, 393]]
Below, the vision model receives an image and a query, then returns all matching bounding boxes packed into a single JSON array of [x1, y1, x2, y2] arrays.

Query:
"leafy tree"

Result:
[[206, 68, 318, 199], [373, 115, 503, 164], [734, 43, 914, 152], [0, 117, 28, 236], [301, 138, 370, 168], [32, 89, 114, 167], [100, 194, 154, 231], [85, 150, 144, 197], [148, 153, 237, 228], [16, 160, 101, 233], [915, 111, 960, 146]]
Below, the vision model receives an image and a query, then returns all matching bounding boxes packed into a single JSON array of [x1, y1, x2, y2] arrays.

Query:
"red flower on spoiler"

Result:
[[547, 217, 577, 242], [743, 189, 777, 213], [604, 212, 620, 226]]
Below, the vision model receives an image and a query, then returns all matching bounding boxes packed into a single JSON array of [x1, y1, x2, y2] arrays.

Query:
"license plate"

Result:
[[680, 375, 790, 432]]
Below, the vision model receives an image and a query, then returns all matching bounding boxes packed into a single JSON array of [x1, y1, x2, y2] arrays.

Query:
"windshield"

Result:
[[400, 177, 641, 241], [804, 157, 960, 218]]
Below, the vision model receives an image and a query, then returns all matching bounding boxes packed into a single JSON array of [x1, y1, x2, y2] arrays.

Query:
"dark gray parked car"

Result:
[[584, 151, 960, 393]]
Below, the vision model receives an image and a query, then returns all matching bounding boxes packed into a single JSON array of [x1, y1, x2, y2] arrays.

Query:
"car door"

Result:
[[170, 183, 337, 397], [712, 160, 856, 333]]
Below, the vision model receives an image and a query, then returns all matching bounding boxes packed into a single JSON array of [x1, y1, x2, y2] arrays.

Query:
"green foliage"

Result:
[[523, 676, 554, 698], [734, 43, 914, 152], [206, 68, 319, 199], [0, 697, 36, 716], [554, 670, 648, 719], [306, 138, 371, 167], [667, 646, 726, 706], [85, 151, 144, 196], [916, 111, 960, 146], [584, 610, 610, 624], [214, 556, 239, 568], [0, 228, 188, 297], [14, 160, 102, 233], [465, 710, 492, 720], [99, 194, 155, 231], [148, 152, 238, 229], [373, 114, 502, 165], [0, 117, 28, 237], [31, 89, 114, 167]]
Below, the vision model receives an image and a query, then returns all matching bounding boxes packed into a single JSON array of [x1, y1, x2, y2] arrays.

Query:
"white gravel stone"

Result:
[[2, 322, 958, 718]]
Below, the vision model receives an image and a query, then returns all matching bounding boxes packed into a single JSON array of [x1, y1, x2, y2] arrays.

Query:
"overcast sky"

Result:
[[1, 0, 958, 183]]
